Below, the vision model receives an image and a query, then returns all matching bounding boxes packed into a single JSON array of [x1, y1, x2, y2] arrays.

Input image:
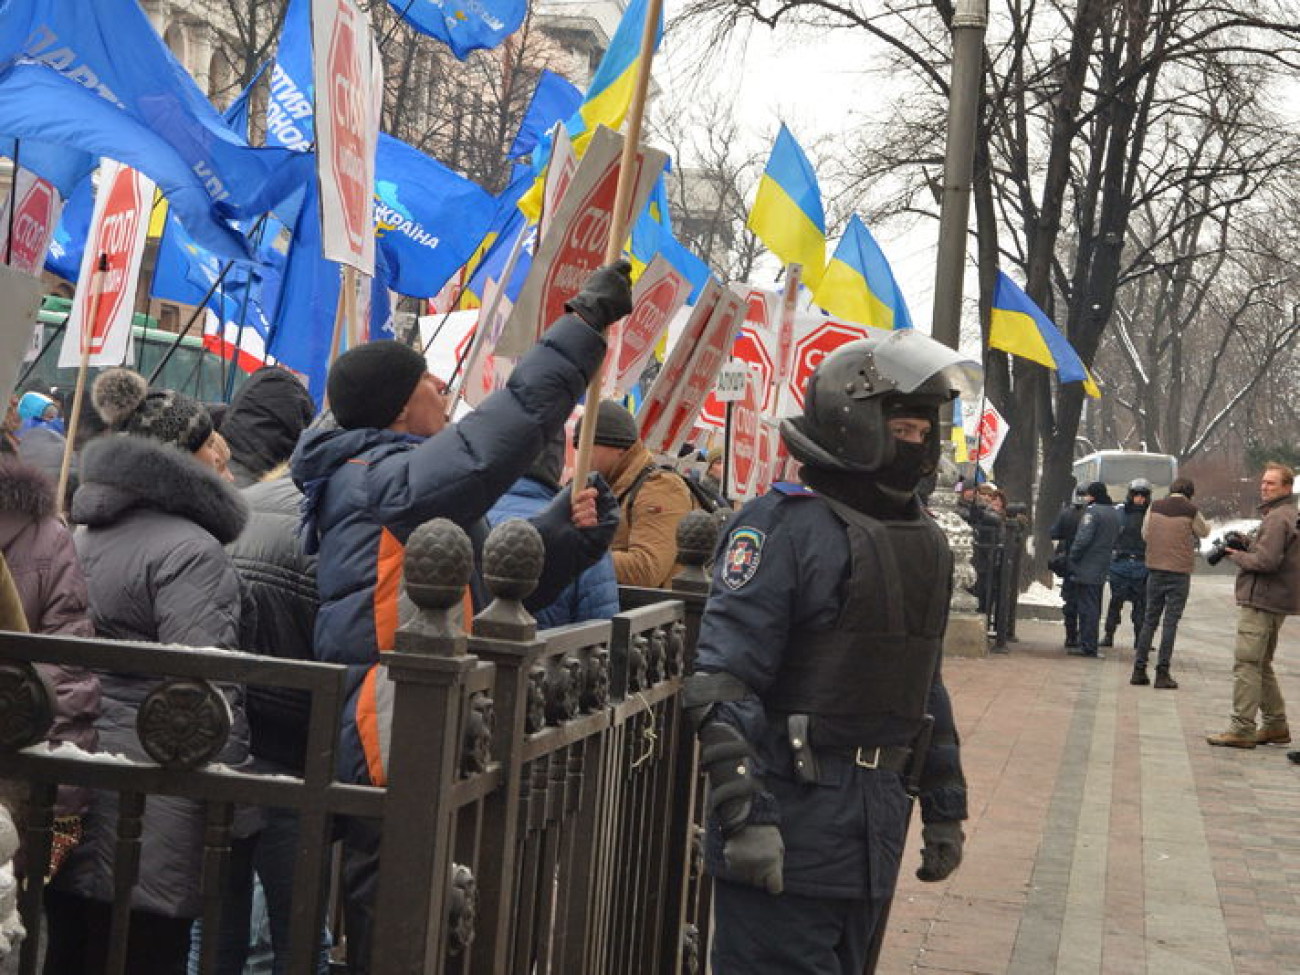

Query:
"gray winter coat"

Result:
[[1069, 501, 1122, 585], [54, 434, 250, 918]]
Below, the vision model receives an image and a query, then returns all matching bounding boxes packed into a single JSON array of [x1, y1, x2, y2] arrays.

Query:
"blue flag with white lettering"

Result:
[[507, 70, 582, 161], [0, 0, 310, 257], [385, 0, 525, 59], [374, 133, 494, 298]]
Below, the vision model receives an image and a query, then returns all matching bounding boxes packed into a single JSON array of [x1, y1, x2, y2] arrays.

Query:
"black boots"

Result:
[[1130, 666, 1150, 686], [1153, 666, 1178, 689]]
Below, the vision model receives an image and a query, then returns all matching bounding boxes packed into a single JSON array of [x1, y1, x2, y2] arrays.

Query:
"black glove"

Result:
[[723, 824, 784, 894], [916, 821, 964, 882], [565, 260, 633, 333], [584, 471, 621, 552]]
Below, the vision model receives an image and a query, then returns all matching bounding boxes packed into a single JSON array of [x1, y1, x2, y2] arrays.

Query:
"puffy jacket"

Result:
[[1142, 493, 1207, 575], [1234, 494, 1300, 615], [608, 442, 694, 588], [490, 476, 620, 628], [56, 434, 250, 918], [0, 457, 99, 817], [290, 315, 608, 785], [228, 475, 318, 771], [1069, 501, 1121, 585]]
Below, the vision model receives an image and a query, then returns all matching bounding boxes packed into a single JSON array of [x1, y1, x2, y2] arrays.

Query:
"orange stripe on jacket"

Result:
[[374, 527, 404, 653], [357, 665, 386, 786]]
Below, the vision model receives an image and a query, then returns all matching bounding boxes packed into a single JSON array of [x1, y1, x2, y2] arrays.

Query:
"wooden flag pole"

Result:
[[56, 253, 109, 515], [571, 0, 663, 488]]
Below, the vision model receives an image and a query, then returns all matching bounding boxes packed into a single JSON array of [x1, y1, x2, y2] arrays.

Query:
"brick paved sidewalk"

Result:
[[879, 574, 1300, 975]]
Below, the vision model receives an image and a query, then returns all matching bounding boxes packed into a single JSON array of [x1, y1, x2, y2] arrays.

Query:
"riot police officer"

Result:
[[684, 331, 976, 974]]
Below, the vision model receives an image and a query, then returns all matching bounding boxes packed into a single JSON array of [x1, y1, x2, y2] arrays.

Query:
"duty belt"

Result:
[[851, 745, 912, 774]]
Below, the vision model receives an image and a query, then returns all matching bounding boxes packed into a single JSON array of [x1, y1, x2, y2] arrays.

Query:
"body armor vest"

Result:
[[764, 497, 952, 748]]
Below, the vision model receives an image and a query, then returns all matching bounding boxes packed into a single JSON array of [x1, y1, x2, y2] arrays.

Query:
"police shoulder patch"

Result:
[[722, 527, 766, 590]]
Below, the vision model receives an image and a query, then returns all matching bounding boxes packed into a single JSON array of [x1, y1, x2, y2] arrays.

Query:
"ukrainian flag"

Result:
[[747, 125, 826, 289], [813, 214, 912, 330], [518, 0, 663, 221], [989, 271, 1100, 398]]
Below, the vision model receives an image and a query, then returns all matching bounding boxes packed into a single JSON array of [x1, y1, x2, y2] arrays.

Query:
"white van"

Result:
[[1072, 450, 1178, 500]]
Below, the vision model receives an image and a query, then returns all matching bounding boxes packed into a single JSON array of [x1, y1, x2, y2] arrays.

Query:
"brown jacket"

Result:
[[1234, 495, 1300, 615], [608, 441, 694, 588], [1142, 493, 1208, 574]]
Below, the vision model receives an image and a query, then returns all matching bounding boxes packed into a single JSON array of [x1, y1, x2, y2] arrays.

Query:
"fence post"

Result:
[[466, 518, 547, 975], [665, 511, 718, 973], [371, 518, 477, 975]]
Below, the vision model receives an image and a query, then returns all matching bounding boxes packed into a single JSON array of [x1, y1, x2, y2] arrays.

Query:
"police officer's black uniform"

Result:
[[684, 331, 975, 975]]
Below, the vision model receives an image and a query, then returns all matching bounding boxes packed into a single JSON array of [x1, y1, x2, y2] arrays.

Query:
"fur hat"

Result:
[[92, 367, 213, 454], [326, 341, 427, 431], [575, 400, 640, 450]]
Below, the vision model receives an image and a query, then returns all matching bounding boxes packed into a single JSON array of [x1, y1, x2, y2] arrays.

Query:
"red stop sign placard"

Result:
[[327, 4, 367, 255], [82, 168, 145, 355], [789, 320, 869, 410], [728, 377, 761, 496], [8, 178, 57, 274]]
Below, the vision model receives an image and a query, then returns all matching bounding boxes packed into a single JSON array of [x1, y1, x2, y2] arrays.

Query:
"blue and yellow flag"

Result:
[[813, 214, 912, 330], [568, 0, 663, 150], [747, 124, 826, 289], [518, 0, 663, 220], [989, 272, 1100, 397]]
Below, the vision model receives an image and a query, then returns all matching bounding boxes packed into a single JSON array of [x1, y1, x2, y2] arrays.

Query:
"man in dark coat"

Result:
[[1068, 481, 1122, 659], [290, 263, 629, 974], [683, 331, 975, 974], [1050, 484, 1088, 648], [220, 366, 315, 488], [1102, 478, 1151, 647]]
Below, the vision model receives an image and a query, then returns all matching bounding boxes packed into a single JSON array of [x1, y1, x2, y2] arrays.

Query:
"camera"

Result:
[[1206, 530, 1249, 566]]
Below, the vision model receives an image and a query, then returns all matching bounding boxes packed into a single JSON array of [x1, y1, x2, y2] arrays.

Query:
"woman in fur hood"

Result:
[[45, 368, 251, 975]]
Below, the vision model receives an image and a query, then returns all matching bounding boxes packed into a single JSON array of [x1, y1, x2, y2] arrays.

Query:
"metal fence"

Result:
[[0, 511, 723, 975]]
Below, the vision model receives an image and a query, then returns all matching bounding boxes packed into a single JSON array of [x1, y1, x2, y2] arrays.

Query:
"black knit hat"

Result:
[[575, 400, 640, 450], [92, 367, 213, 454], [326, 341, 427, 430]]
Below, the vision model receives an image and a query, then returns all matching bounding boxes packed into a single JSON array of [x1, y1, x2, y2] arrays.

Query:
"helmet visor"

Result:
[[859, 330, 982, 400]]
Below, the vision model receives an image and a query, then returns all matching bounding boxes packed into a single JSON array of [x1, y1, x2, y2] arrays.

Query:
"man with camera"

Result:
[[1207, 463, 1300, 749]]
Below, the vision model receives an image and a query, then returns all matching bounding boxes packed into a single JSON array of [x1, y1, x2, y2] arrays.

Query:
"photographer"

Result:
[[1207, 463, 1300, 750]]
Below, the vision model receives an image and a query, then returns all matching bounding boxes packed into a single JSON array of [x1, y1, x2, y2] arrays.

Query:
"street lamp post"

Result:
[[930, 0, 989, 351]]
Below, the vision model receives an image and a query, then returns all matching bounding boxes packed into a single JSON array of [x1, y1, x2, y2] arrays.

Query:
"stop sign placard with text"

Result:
[[313, 0, 379, 272], [787, 317, 871, 411], [699, 286, 778, 429], [498, 127, 666, 357], [60, 161, 153, 368], [0, 171, 61, 276], [610, 256, 690, 395]]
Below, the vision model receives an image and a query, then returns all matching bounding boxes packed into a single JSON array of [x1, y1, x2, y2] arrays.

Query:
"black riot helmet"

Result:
[[780, 330, 980, 477]]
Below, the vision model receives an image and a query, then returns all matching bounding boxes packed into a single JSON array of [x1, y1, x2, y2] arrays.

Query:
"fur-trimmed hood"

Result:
[[71, 434, 248, 544]]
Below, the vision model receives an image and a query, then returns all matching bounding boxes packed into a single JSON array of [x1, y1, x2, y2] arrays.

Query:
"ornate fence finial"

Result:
[[473, 518, 543, 640], [137, 679, 232, 770], [672, 509, 719, 593], [400, 518, 474, 655], [0, 661, 54, 753]]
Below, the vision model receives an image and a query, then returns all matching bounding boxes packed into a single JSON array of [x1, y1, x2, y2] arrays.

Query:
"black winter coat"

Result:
[[228, 476, 318, 771]]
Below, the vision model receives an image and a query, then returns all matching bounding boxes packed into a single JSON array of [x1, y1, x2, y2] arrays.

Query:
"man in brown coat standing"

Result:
[[1208, 463, 1300, 749], [582, 401, 695, 589], [1133, 476, 1209, 689]]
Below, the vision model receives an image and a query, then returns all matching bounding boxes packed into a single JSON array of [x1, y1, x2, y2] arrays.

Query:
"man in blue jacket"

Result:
[[683, 331, 975, 974], [1068, 481, 1122, 659], [488, 430, 620, 628], [290, 263, 629, 974]]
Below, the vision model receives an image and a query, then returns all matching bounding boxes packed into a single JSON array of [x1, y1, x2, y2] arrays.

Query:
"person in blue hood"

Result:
[[289, 261, 630, 975]]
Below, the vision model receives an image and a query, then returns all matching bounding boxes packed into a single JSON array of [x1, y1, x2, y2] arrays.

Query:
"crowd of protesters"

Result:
[[0, 264, 752, 975]]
